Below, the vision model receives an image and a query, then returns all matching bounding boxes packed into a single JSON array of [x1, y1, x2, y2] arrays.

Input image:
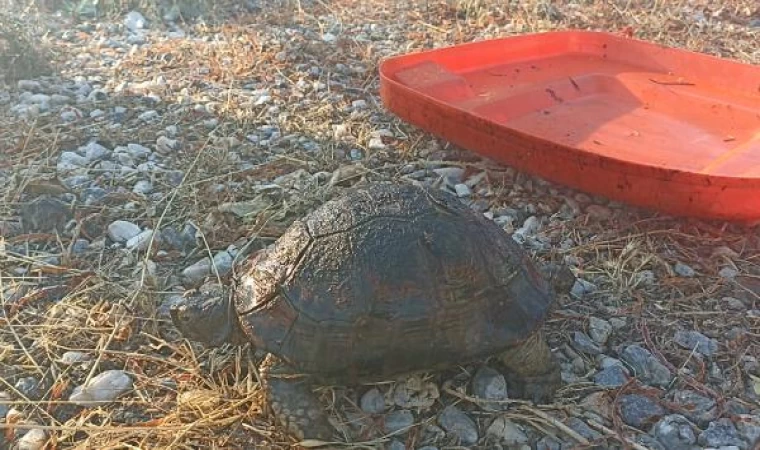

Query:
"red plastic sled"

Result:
[[379, 31, 760, 221]]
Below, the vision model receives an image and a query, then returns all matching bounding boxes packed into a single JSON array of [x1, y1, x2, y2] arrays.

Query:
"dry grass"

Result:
[[1, 0, 759, 449]]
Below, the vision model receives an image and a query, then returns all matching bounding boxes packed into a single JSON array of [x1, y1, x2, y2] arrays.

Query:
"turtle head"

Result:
[[169, 290, 248, 347]]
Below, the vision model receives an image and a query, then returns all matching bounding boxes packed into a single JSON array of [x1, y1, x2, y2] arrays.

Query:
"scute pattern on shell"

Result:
[[232, 183, 556, 382]]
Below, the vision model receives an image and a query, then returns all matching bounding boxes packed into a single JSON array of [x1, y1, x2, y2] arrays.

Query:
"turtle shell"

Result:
[[232, 183, 555, 381]]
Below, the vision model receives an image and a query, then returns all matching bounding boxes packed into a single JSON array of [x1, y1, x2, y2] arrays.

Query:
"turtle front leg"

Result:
[[499, 329, 562, 404], [259, 353, 335, 443]]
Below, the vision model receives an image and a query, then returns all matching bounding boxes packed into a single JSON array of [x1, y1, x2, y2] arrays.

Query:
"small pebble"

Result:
[[454, 183, 471, 197], [672, 390, 717, 427], [570, 278, 597, 299], [572, 331, 602, 355], [0, 391, 10, 419], [14, 377, 39, 398], [60, 351, 92, 365], [486, 416, 528, 445], [107, 220, 141, 243], [125, 11, 148, 32], [384, 410, 414, 434], [565, 417, 602, 441], [674, 262, 696, 277], [697, 419, 745, 448], [126, 143, 152, 159], [651, 414, 698, 450], [619, 394, 666, 430], [723, 297, 745, 310], [594, 365, 629, 387], [736, 414, 760, 447], [387, 440, 405, 450], [588, 317, 612, 345], [673, 330, 719, 357], [16, 428, 48, 450], [438, 405, 478, 446], [133, 180, 154, 195], [69, 370, 133, 405], [620, 344, 673, 387], [472, 366, 509, 410], [156, 135, 179, 154], [536, 436, 564, 450], [126, 229, 156, 252], [138, 110, 159, 122], [360, 388, 385, 414]]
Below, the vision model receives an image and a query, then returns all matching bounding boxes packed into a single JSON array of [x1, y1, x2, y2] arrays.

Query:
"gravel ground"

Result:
[[1, 1, 759, 449]]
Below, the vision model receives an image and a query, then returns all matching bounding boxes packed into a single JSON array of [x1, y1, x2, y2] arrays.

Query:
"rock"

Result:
[[0, 391, 10, 419], [138, 110, 159, 122], [126, 143, 152, 159], [183, 258, 211, 284], [635, 434, 668, 450], [107, 220, 141, 243], [360, 388, 385, 414], [133, 180, 153, 195], [672, 390, 718, 426], [16, 428, 48, 450], [83, 141, 109, 161], [619, 394, 666, 430], [620, 344, 673, 387], [536, 436, 564, 450], [384, 410, 414, 434], [736, 414, 760, 448], [673, 330, 719, 357], [572, 331, 602, 355], [594, 365, 629, 387], [588, 317, 612, 344], [565, 417, 602, 441], [472, 366, 508, 410], [321, 32, 337, 43], [486, 416, 528, 445], [15, 377, 39, 398], [570, 278, 597, 299], [125, 11, 148, 32], [433, 167, 465, 183], [719, 267, 739, 279], [60, 351, 92, 365], [211, 250, 234, 277], [126, 229, 156, 252], [156, 136, 179, 154], [634, 269, 657, 285], [18, 80, 42, 92], [697, 419, 745, 448], [609, 317, 627, 330], [674, 262, 696, 277], [724, 297, 746, 310], [82, 187, 107, 205], [368, 137, 386, 150], [454, 183, 471, 197], [651, 414, 698, 450], [69, 370, 133, 405], [61, 109, 80, 122], [438, 405, 478, 445], [58, 151, 89, 172], [387, 440, 405, 450], [20, 196, 72, 233]]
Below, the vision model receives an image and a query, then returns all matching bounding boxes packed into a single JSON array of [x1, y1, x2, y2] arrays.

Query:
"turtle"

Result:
[[170, 182, 574, 443]]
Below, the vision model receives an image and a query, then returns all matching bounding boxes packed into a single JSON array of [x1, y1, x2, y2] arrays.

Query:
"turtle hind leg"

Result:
[[498, 329, 562, 404], [259, 354, 335, 443]]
